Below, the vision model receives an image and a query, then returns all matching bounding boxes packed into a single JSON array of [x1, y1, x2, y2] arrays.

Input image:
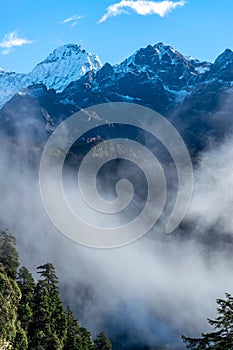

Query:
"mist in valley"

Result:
[[1, 114, 233, 349]]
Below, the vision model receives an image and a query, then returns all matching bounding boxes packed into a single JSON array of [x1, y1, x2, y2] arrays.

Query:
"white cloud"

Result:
[[61, 15, 83, 27], [99, 0, 186, 23], [0, 30, 33, 55]]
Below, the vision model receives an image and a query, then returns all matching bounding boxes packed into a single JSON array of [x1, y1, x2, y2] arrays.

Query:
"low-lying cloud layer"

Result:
[[1, 127, 233, 348]]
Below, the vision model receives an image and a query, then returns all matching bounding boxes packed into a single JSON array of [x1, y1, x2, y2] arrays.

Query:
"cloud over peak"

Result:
[[0, 31, 33, 55], [99, 0, 186, 23]]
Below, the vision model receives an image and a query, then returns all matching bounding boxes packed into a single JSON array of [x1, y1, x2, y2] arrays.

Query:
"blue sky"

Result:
[[0, 0, 233, 72]]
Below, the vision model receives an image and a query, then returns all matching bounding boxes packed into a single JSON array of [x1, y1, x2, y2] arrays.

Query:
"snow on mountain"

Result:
[[116, 43, 190, 72], [0, 44, 102, 107], [61, 43, 233, 118], [213, 48, 233, 68], [0, 72, 26, 108], [194, 66, 211, 74], [1, 43, 233, 154], [205, 48, 233, 82], [114, 42, 210, 91], [120, 43, 212, 74], [60, 43, 193, 110], [61, 42, 215, 110], [28, 44, 102, 91], [1, 42, 232, 113]]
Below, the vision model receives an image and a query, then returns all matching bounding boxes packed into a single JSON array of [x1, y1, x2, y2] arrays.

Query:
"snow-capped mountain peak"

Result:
[[39, 44, 84, 64], [214, 48, 233, 64], [0, 44, 102, 107], [153, 42, 177, 57], [115, 42, 201, 91], [204, 48, 233, 82], [117, 42, 188, 72], [28, 44, 102, 92]]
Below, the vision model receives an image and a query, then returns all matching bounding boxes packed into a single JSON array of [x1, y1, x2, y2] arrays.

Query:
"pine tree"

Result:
[[29, 263, 67, 350], [64, 307, 81, 350], [28, 279, 51, 349], [16, 267, 35, 332], [94, 332, 112, 350], [37, 264, 67, 343], [182, 293, 233, 349], [17, 266, 35, 303], [79, 327, 94, 350], [0, 229, 19, 279]]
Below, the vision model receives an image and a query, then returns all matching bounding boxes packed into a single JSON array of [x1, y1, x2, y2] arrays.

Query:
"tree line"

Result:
[[2, 228, 233, 350], [0, 229, 112, 350]]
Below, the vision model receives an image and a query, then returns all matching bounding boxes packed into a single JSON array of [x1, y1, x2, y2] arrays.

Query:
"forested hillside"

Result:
[[0, 229, 112, 350]]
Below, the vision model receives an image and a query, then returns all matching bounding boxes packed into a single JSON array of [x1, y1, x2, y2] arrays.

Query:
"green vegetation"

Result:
[[94, 332, 112, 350], [182, 293, 233, 349], [0, 229, 112, 350]]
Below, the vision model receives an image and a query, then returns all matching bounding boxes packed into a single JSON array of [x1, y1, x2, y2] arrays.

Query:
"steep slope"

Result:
[[0, 70, 26, 110], [0, 43, 233, 155], [116, 42, 211, 90], [171, 48, 233, 152], [0, 84, 79, 143], [59, 43, 233, 153], [60, 43, 212, 113], [0, 44, 102, 107], [27, 44, 102, 91]]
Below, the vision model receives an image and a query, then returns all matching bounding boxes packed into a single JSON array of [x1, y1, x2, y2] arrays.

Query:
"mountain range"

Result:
[[0, 42, 233, 153]]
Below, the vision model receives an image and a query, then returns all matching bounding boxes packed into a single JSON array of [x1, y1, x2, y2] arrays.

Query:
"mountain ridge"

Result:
[[0, 42, 233, 154], [0, 44, 102, 107]]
